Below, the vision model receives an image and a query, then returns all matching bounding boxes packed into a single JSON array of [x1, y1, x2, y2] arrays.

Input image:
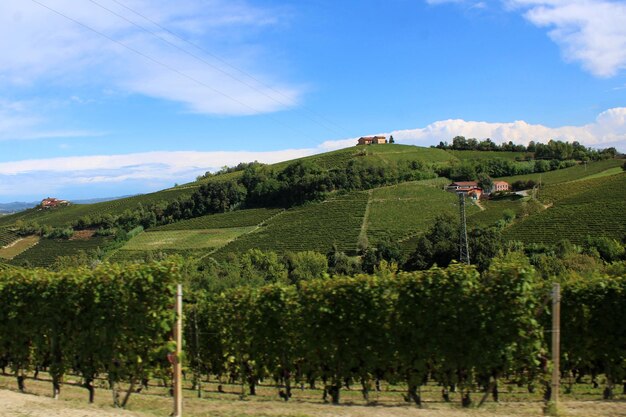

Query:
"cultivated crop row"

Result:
[[496, 158, 622, 185], [0, 227, 18, 247], [538, 173, 624, 205], [214, 192, 369, 256], [504, 202, 626, 244], [0, 261, 178, 405], [122, 228, 254, 251], [152, 208, 283, 231], [9, 237, 110, 268], [367, 183, 463, 243], [0, 261, 623, 408]]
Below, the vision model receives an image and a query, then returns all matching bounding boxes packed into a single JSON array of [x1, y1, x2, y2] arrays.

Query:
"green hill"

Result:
[[1, 144, 622, 266]]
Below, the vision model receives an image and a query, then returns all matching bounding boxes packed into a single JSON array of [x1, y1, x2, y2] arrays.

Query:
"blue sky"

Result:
[[0, 0, 625, 202]]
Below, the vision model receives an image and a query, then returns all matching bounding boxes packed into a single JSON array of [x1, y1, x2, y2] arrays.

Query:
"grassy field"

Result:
[[271, 144, 456, 172], [495, 158, 623, 185], [9, 237, 111, 268], [1, 373, 624, 417], [0, 235, 40, 260], [122, 227, 255, 251], [468, 197, 525, 227], [152, 208, 283, 231], [367, 181, 476, 243], [214, 192, 369, 256]]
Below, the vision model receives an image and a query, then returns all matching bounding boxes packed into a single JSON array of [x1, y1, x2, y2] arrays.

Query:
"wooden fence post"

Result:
[[551, 283, 561, 413], [174, 284, 183, 417]]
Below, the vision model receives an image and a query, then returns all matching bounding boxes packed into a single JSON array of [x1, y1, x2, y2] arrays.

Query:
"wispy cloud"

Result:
[[508, 0, 626, 77], [0, 99, 102, 141], [0, 0, 300, 115], [2, 107, 625, 201], [428, 0, 626, 77]]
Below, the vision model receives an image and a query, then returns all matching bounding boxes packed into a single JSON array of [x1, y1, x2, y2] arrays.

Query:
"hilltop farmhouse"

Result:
[[40, 197, 70, 209], [357, 136, 387, 145]]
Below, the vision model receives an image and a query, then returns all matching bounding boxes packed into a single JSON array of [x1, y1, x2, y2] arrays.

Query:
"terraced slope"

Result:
[[213, 191, 369, 256], [503, 173, 626, 244]]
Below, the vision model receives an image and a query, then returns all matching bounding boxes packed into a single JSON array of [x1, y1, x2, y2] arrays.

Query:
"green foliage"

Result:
[[283, 251, 328, 284], [561, 273, 626, 394], [584, 236, 625, 263], [0, 260, 180, 405], [405, 213, 459, 270], [190, 261, 552, 404]]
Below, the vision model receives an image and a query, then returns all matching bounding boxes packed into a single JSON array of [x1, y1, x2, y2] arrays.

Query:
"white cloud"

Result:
[[379, 107, 626, 149], [1, 107, 625, 201], [508, 0, 626, 77], [431, 0, 626, 77], [0, 0, 300, 115]]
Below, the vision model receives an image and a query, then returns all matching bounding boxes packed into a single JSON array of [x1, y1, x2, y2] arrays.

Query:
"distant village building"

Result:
[[357, 136, 387, 145], [493, 181, 511, 192], [447, 181, 479, 192], [447, 180, 510, 200], [41, 197, 70, 209]]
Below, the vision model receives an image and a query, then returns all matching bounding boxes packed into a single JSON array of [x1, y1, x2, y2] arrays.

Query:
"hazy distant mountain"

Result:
[[72, 195, 135, 205], [0, 202, 38, 214], [0, 195, 133, 214]]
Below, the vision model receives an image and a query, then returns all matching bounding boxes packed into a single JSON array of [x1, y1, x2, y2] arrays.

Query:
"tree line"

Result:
[[436, 137, 618, 161]]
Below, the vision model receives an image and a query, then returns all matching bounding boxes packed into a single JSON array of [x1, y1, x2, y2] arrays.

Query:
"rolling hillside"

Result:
[[0, 144, 623, 267]]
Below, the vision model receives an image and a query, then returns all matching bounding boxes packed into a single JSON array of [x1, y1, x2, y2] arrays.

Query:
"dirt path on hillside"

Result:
[[0, 390, 144, 417]]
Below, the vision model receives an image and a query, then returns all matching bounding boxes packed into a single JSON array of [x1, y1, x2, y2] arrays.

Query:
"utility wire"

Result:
[[105, 0, 350, 136], [29, 0, 316, 141]]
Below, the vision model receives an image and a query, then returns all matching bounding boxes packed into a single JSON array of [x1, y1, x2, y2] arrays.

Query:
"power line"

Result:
[[92, 0, 349, 136], [29, 0, 316, 141]]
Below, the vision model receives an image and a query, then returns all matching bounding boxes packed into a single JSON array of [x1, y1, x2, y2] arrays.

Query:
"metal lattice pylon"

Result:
[[458, 193, 470, 265]]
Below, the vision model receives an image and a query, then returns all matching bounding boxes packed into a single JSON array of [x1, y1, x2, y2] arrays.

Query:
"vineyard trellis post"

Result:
[[551, 283, 561, 414], [174, 284, 183, 417]]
